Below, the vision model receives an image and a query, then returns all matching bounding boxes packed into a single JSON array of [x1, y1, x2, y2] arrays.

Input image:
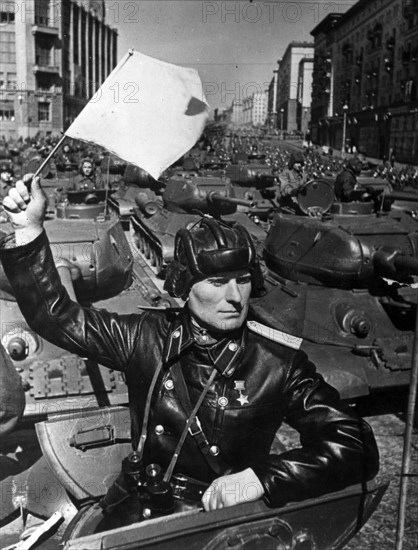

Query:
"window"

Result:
[[6, 73, 16, 88], [0, 11, 15, 23], [0, 31, 16, 63], [38, 102, 51, 122], [0, 109, 15, 121]]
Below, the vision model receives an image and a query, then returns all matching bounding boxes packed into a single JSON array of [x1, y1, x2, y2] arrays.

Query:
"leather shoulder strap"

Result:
[[247, 320, 303, 350]]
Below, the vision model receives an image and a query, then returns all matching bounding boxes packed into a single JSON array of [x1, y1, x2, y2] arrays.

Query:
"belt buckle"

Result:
[[188, 416, 203, 437]]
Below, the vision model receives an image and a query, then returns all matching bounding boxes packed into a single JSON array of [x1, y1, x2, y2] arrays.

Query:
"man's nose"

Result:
[[225, 280, 242, 303]]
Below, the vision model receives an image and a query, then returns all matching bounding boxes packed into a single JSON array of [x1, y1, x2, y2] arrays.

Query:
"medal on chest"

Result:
[[234, 380, 249, 406]]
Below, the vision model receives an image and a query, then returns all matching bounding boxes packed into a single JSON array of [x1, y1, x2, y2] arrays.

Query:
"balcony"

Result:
[[33, 64, 60, 74], [32, 24, 59, 36], [32, 15, 59, 35]]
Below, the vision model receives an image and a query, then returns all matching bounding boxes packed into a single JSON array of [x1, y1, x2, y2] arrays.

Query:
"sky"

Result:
[[104, 0, 358, 113]]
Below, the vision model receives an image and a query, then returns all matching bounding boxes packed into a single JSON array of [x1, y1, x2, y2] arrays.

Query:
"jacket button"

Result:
[[218, 396, 228, 408], [154, 425, 164, 435], [228, 342, 238, 351], [173, 330, 180, 339], [209, 445, 220, 456], [164, 379, 174, 390]]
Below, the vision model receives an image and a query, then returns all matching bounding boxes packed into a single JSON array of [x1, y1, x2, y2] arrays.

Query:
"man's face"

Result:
[[188, 270, 252, 333], [293, 162, 303, 173], [82, 162, 93, 176]]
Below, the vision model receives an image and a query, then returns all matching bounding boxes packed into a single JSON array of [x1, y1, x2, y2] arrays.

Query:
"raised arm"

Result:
[[0, 176, 142, 371]]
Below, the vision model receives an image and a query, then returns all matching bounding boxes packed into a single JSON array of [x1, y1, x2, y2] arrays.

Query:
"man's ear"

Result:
[[164, 261, 191, 298]]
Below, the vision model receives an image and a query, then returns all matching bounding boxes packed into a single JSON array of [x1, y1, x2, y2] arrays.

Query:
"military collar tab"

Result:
[[206, 334, 245, 378], [164, 316, 194, 362]]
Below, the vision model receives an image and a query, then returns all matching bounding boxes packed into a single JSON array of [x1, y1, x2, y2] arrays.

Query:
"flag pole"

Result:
[[32, 134, 67, 179], [395, 287, 418, 550]]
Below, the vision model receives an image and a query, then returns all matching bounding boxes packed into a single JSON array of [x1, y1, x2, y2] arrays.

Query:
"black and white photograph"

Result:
[[0, 1, 417, 548]]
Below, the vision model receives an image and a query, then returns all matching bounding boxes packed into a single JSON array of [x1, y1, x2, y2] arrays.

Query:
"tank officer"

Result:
[[334, 158, 363, 202], [0, 176, 379, 513], [72, 156, 102, 191], [278, 152, 308, 210], [0, 162, 15, 197]]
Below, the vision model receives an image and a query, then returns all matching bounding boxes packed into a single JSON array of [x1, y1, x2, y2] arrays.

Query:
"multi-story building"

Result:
[[266, 67, 279, 129], [310, 0, 418, 163], [275, 42, 314, 133], [0, 0, 117, 139], [242, 91, 268, 126], [297, 58, 314, 137], [231, 99, 243, 125]]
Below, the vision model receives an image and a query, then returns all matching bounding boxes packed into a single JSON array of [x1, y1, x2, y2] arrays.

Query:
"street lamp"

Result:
[[280, 108, 284, 140], [342, 103, 349, 158]]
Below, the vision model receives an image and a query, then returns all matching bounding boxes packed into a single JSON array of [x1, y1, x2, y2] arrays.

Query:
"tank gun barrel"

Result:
[[373, 248, 418, 279], [385, 191, 418, 202], [394, 254, 418, 275], [208, 191, 255, 208]]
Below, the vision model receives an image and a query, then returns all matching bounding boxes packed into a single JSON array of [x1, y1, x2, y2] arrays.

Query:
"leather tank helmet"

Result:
[[164, 218, 264, 299]]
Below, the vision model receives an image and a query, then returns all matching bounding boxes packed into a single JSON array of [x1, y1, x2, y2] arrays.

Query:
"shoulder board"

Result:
[[246, 320, 303, 350]]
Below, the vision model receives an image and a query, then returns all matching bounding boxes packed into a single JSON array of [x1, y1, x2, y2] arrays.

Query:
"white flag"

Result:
[[66, 50, 209, 180]]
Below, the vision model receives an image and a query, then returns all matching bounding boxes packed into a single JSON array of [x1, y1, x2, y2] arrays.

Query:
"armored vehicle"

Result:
[[108, 163, 165, 229], [131, 173, 266, 271], [250, 179, 418, 401], [225, 154, 279, 221], [0, 400, 387, 549]]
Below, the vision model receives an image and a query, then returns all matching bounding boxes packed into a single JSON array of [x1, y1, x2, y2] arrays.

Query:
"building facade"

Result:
[[0, 0, 117, 139], [266, 68, 279, 129], [275, 42, 314, 134], [310, 0, 418, 163], [242, 91, 268, 126], [231, 99, 243, 125]]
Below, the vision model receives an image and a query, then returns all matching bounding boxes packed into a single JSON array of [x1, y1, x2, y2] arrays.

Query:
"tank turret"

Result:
[[108, 163, 165, 228], [264, 212, 418, 288], [162, 174, 255, 215], [56, 189, 109, 220], [225, 159, 279, 220], [250, 179, 418, 402]]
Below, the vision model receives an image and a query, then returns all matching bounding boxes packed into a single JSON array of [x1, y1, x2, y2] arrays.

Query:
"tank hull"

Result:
[[63, 483, 387, 550]]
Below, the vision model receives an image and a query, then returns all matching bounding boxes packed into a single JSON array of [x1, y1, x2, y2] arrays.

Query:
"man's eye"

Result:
[[210, 280, 225, 287], [237, 276, 251, 285]]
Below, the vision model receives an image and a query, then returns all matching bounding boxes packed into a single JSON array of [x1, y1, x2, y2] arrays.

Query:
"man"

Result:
[[71, 157, 101, 191], [0, 176, 379, 513], [279, 152, 307, 208], [334, 158, 363, 202], [0, 163, 14, 198]]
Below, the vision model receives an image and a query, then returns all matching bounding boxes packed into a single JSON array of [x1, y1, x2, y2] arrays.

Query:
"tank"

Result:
[[0, 402, 387, 549], [250, 179, 418, 401], [225, 154, 279, 221], [108, 163, 165, 229], [131, 173, 267, 272], [56, 188, 110, 220]]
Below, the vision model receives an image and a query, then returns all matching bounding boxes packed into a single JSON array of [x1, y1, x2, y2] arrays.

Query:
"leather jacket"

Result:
[[0, 231, 379, 507]]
